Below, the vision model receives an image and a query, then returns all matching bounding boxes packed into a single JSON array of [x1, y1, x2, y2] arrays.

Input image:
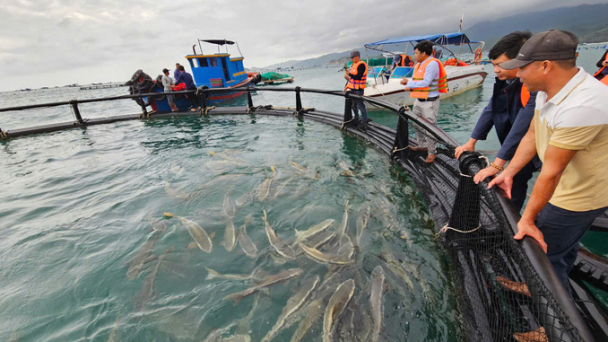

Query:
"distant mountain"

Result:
[[262, 4, 608, 69], [466, 4, 608, 49]]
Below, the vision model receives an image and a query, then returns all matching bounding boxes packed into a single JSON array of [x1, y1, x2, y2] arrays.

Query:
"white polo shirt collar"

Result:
[[536, 67, 587, 111]]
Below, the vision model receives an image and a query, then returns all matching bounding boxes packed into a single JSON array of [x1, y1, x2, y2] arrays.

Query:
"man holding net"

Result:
[[488, 30, 608, 292], [455, 31, 540, 212]]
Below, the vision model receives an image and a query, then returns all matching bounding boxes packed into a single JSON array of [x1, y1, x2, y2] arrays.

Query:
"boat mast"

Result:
[[458, 9, 465, 59]]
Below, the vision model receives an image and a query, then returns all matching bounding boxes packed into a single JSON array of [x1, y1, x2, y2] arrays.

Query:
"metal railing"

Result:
[[0, 85, 596, 341]]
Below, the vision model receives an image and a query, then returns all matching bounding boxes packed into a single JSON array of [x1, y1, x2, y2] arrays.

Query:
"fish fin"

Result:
[[209, 231, 216, 239], [225, 293, 245, 306], [186, 242, 198, 250], [163, 212, 174, 218]]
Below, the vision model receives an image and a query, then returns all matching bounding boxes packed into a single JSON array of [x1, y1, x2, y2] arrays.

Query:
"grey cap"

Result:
[[350, 50, 360, 58], [500, 30, 579, 70]]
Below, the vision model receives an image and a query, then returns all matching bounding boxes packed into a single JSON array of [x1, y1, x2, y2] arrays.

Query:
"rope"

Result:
[[478, 155, 490, 168], [340, 117, 356, 130], [437, 223, 482, 237], [201, 106, 216, 116], [0, 130, 7, 140], [460, 173, 472, 178], [392, 146, 410, 153]]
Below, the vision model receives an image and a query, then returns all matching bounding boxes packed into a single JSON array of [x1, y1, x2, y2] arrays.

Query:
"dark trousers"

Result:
[[536, 203, 607, 292], [511, 162, 538, 212], [350, 89, 368, 121], [187, 87, 199, 108]]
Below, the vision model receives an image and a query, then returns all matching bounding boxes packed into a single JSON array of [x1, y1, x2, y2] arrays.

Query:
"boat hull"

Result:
[[364, 65, 487, 108]]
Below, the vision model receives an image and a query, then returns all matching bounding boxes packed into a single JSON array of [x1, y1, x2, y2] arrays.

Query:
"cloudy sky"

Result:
[[0, 0, 605, 91]]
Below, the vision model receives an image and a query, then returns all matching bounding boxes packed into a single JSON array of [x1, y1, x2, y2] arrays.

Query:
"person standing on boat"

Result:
[[593, 49, 608, 85], [489, 30, 608, 292], [454, 31, 540, 212], [175, 65, 199, 111], [162, 68, 178, 112], [401, 40, 448, 163], [344, 50, 369, 128], [174, 63, 182, 81]]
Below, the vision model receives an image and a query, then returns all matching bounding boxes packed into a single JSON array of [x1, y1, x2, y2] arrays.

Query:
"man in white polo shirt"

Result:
[[488, 30, 608, 291]]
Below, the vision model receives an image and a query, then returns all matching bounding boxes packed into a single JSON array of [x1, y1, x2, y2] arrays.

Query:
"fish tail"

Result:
[[225, 292, 245, 306], [205, 267, 220, 280]]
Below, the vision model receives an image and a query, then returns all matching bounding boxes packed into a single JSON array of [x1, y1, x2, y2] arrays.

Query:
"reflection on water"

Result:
[[1, 115, 459, 342]]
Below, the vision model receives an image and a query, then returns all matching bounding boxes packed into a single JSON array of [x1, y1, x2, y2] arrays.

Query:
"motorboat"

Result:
[[363, 33, 487, 107]]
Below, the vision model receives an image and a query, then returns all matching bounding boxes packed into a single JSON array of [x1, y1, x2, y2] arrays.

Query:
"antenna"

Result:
[[459, 9, 465, 33]]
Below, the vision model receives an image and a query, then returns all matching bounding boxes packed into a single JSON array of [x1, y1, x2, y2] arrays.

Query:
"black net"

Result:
[[390, 111, 587, 342]]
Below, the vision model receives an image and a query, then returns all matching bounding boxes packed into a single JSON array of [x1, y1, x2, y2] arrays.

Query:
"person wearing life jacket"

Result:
[[393, 54, 413, 68], [344, 50, 369, 128], [454, 31, 540, 211], [593, 49, 608, 85], [400, 40, 448, 163]]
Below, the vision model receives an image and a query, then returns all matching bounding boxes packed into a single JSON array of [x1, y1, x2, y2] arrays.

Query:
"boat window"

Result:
[[188, 59, 196, 69], [198, 58, 209, 67], [209, 58, 218, 67], [390, 67, 414, 78]]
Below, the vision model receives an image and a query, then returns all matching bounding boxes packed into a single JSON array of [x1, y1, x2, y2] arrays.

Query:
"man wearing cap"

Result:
[[489, 30, 608, 291], [344, 50, 369, 128], [455, 31, 540, 212], [162, 68, 178, 112]]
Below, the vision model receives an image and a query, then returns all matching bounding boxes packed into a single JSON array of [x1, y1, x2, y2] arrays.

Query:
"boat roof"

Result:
[[200, 39, 235, 45], [365, 32, 479, 47]]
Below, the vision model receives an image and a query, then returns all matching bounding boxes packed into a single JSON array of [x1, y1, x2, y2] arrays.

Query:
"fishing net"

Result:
[[261, 72, 291, 81], [391, 118, 587, 342]]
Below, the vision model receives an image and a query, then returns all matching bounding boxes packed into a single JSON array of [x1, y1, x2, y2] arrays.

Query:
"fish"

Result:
[[206, 267, 259, 281], [290, 298, 326, 342], [225, 268, 303, 305], [238, 214, 258, 258], [294, 229, 337, 256], [221, 335, 252, 342], [257, 177, 273, 201], [235, 292, 262, 335], [338, 160, 355, 177], [297, 219, 335, 240], [370, 266, 388, 342], [296, 231, 354, 265], [126, 233, 160, 280], [224, 219, 237, 251], [148, 217, 167, 233], [235, 192, 253, 207], [291, 161, 308, 173], [262, 210, 296, 259], [168, 213, 213, 253], [134, 247, 174, 312], [271, 165, 276, 178], [261, 276, 320, 342], [379, 248, 414, 291], [224, 191, 236, 218], [337, 201, 349, 243], [164, 183, 191, 200], [336, 241, 355, 259], [356, 204, 370, 246], [272, 175, 296, 200], [323, 279, 356, 342]]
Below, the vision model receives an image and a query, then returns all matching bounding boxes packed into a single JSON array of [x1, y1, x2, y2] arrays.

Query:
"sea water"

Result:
[[0, 46, 606, 341]]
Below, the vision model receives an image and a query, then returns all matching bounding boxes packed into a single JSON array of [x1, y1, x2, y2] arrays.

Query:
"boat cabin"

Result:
[[185, 39, 248, 88]]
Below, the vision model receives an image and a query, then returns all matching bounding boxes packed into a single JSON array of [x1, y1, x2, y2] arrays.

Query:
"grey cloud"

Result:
[[0, 0, 606, 91]]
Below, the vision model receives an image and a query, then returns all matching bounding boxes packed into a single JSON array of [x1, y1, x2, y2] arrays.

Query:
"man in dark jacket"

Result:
[[175, 65, 199, 111], [455, 31, 541, 211]]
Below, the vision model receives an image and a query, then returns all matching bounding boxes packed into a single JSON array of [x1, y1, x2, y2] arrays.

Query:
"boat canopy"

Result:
[[365, 32, 479, 47], [201, 39, 235, 45]]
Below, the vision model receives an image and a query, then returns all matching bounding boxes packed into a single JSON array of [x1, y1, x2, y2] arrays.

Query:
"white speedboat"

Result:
[[362, 33, 488, 107]]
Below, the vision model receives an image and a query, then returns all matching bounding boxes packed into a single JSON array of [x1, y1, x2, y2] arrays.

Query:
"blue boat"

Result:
[[127, 39, 260, 112]]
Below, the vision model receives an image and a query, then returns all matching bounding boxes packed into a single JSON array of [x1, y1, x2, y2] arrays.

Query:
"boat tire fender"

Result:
[[197, 86, 210, 101]]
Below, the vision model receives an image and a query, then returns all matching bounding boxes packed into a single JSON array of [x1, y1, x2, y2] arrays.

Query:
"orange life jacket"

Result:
[[520, 84, 530, 107], [410, 57, 448, 99], [593, 52, 608, 78], [345, 61, 368, 90], [399, 54, 413, 67]]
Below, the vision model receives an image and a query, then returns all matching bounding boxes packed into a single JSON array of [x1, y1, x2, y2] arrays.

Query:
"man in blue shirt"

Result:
[[455, 31, 541, 211], [174, 63, 181, 80], [175, 65, 199, 111]]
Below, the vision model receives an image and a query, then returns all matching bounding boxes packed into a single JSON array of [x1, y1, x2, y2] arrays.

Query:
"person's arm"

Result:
[[407, 61, 437, 89], [487, 118, 537, 197], [455, 98, 493, 159], [174, 74, 183, 84], [496, 92, 537, 162]]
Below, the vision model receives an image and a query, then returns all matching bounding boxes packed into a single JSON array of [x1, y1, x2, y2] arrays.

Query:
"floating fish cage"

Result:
[[1, 87, 607, 342]]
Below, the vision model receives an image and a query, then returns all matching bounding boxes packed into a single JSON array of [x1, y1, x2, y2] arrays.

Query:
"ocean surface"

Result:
[[0, 45, 606, 341]]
